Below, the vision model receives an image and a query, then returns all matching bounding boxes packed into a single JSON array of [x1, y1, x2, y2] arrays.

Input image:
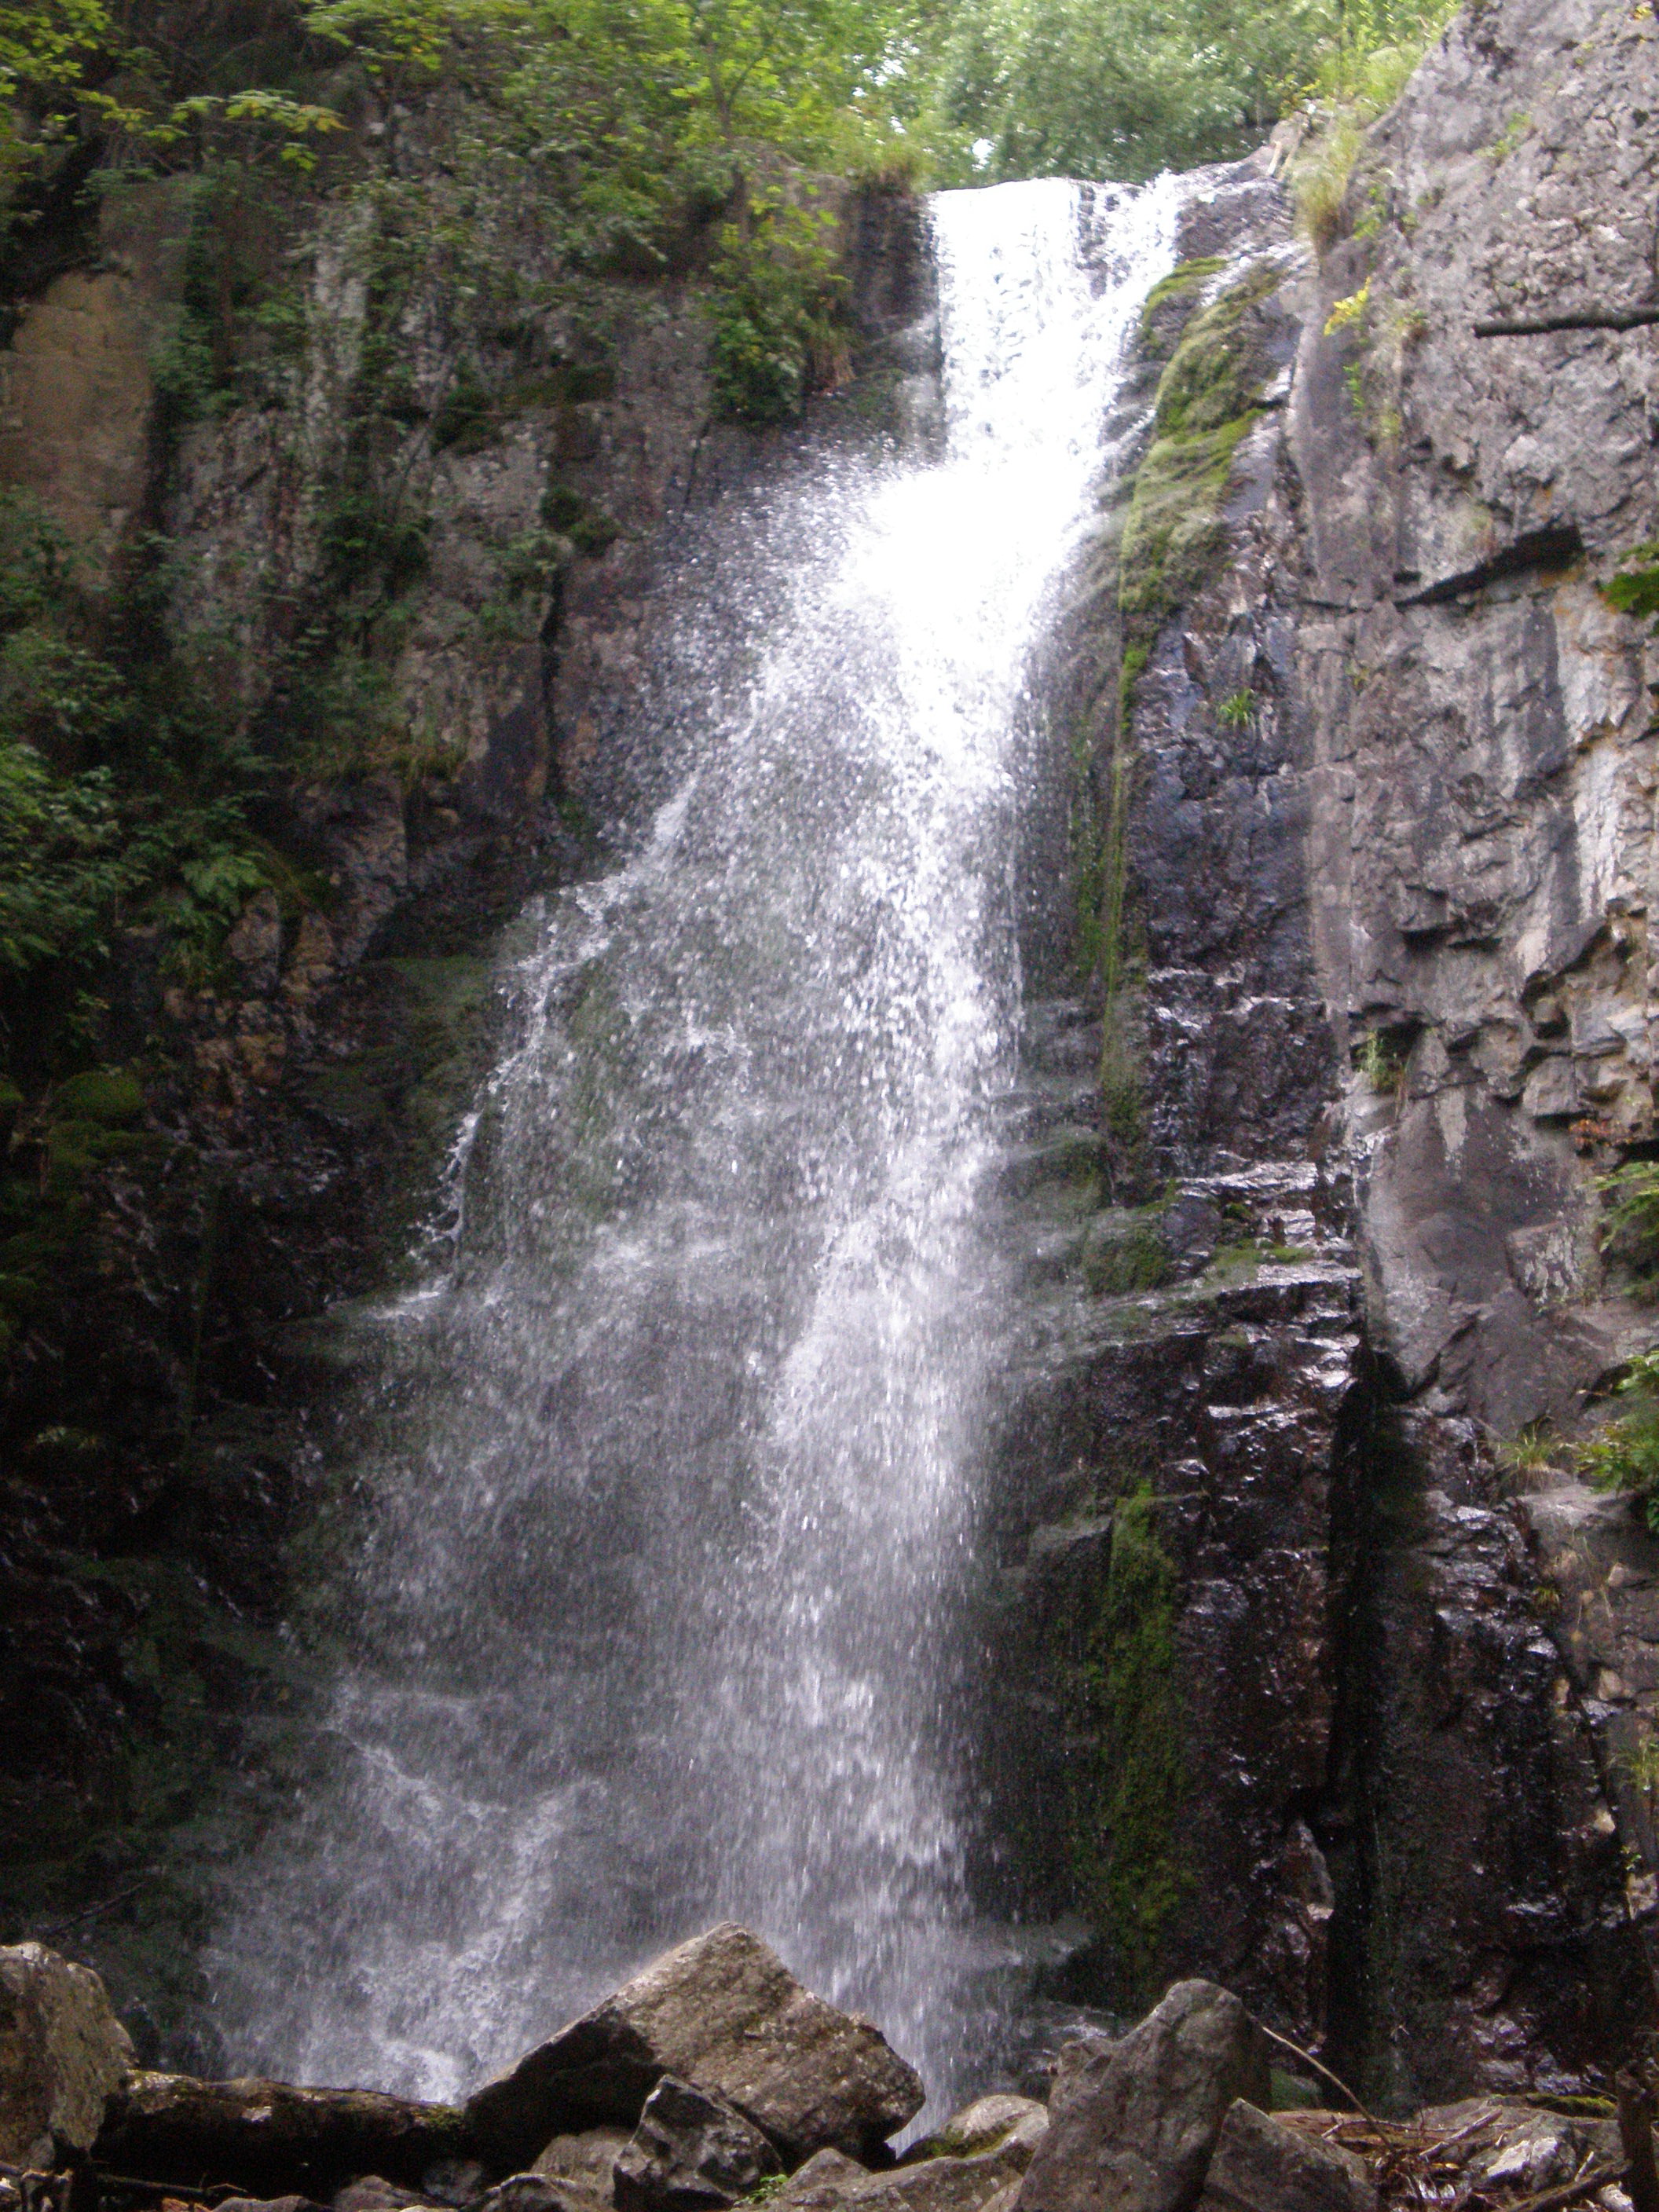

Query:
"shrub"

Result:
[[1575, 1350, 1659, 1532], [707, 195, 848, 428]]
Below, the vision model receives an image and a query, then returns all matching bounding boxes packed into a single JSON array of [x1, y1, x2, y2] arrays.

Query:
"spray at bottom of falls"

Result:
[[210, 173, 1182, 2117]]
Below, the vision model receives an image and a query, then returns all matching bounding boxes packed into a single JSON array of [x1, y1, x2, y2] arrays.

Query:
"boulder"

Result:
[[767, 2150, 881, 2212], [474, 2180, 574, 2212], [93, 2075, 468, 2197], [463, 1927, 923, 2173], [333, 2181, 438, 2212], [1192, 2105, 1374, 2212], [423, 2163, 489, 2207], [765, 2129, 1037, 2212], [613, 2078, 781, 2212], [904, 2100, 1046, 2170], [0, 1944, 135, 2167], [530, 2127, 630, 2210], [1016, 1984, 1270, 2212], [218, 2198, 329, 2212]]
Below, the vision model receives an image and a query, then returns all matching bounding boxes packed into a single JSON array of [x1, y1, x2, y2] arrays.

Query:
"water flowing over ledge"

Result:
[[209, 174, 1182, 2117]]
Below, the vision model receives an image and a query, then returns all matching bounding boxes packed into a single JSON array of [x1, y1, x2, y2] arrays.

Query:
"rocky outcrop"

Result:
[[1192, 2105, 1373, 2212], [0, 1946, 134, 2168], [464, 1925, 925, 2174], [610, 2078, 780, 2212], [1016, 1984, 1269, 2212], [995, 0, 1659, 2107]]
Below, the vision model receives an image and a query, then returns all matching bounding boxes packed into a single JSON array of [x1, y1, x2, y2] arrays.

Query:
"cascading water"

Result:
[[212, 174, 1180, 2115]]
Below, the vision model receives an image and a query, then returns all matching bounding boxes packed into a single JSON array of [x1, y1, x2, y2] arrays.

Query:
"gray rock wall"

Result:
[[998, 0, 1659, 2102]]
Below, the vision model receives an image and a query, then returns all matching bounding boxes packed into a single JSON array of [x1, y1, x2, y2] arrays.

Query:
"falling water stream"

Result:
[[214, 175, 1181, 2117]]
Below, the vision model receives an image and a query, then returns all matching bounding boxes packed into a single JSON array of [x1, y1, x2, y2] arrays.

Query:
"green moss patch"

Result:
[[1137, 255, 1226, 353], [1119, 263, 1283, 643], [1093, 1484, 1189, 1998]]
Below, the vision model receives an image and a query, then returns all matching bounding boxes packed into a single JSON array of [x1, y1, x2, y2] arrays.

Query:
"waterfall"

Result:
[[211, 175, 1181, 2119]]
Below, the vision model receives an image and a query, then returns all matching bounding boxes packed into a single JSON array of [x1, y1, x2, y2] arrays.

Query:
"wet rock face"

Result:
[[1292, 0, 1659, 1430], [1001, 0, 1658, 2104]]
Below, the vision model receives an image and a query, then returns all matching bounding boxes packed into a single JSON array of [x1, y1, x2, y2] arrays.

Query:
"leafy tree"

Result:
[[928, 0, 1454, 182]]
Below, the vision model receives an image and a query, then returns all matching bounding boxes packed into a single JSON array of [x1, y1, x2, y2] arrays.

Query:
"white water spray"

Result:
[[211, 175, 1180, 2115]]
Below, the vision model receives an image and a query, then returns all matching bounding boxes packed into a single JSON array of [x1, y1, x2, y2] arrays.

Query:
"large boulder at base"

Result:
[[613, 2076, 782, 2212], [463, 1926, 924, 2173], [1016, 1985, 1271, 2212], [93, 2075, 468, 2196], [0, 1944, 135, 2167], [1193, 2105, 1374, 2212]]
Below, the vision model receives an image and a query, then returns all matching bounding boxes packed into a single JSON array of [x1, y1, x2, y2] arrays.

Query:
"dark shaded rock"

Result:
[[1192, 2104, 1373, 2212], [1016, 1983, 1270, 2212], [463, 1925, 923, 2173], [0, 1945, 134, 2168], [218, 2198, 330, 2212], [423, 2163, 488, 2207], [529, 2126, 629, 2210], [613, 2077, 781, 2212], [334, 2180, 437, 2212], [474, 2178, 577, 2212], [93, 2075, 467, 2198]]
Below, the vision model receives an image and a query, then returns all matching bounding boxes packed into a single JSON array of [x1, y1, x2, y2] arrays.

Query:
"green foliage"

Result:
[[1604, 546, 1659, 632], [1575, 1350, 1659, 1533], [707, 191, 848, 425], [0, 495, 272, 1064], [1357, 1027, 1405, 1093], [929, 0, 1451, 185], [1218, 689, 1254, 727]]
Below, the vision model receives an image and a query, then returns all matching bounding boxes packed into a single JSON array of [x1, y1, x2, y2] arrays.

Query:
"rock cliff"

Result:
[[994, 0, 1658, 2109]]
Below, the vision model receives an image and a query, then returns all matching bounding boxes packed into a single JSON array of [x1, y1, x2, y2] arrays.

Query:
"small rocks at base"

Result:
[[1016, 1982, 1271, 2212], [0, 1945, 136, 2169], [1193, 2104, 1374, 2212], [613, 2076, 781, 2212], [463, 1925, 924, 2173]]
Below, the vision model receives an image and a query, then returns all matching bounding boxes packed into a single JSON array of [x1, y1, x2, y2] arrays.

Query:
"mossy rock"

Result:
[[1119, 414, 1258, 639], [1152, 264, 1283, 440], [54, 1068, 145, 1126], [1082, 1207, 1170, 1296], [1137, 255, 1226, 355], [1119, 262, 1285, 643]]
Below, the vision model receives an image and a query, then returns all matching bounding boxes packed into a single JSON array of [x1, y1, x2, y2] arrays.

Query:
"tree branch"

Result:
[[1474, 306, 1659, 335]]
